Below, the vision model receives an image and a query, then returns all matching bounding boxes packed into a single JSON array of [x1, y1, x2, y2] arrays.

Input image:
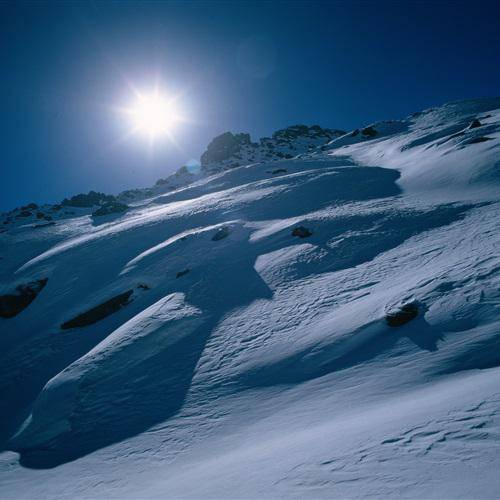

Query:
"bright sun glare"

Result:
[[123, 88, 183, 144]]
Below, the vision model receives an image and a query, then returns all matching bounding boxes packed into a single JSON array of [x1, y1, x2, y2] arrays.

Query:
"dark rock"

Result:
[[61, 290, 134, 329], [272, 124, 344, 141], [21, 203, 38, 211], [33, 221, 56, 229], [212, 226, 230, 241], [201, 132, 255, 165], [0, 278, 48, 319], [350, 129, 360, 137], [137, 283, 150, 290], [385, 302, 419, 327], [36, 212, 45, 219], [361, 126, 378, 138], [271, 168, 288, 174], [467, 136, 492, 144], [92, 201, 129, 217], [176, 269, 190, 279], [292, 226, 313, 238], [62, 191, 115, 208], [468, 119, 482, 129], [44, 215, 53, 221]]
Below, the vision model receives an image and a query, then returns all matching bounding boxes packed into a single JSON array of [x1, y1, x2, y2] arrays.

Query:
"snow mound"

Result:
[[9, 293, 203, 467]]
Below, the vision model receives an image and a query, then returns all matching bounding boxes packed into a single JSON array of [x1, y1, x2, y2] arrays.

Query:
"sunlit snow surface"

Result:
[[0, 99, 499, 498]]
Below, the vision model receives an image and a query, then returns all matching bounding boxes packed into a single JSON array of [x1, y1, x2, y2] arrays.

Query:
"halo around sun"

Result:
[[120, 87, 185, 146]]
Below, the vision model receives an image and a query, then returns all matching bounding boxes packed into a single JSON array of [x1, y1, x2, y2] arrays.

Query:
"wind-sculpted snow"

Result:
[[10, 293, 205, 467], [0, 98, 499, 498]]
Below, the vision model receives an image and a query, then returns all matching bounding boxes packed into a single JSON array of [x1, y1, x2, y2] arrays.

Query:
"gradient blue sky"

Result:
[[1, 0, 499, 210]]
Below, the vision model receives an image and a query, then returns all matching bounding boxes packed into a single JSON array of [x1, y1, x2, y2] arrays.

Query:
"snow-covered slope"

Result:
[[0, 98, 499, 498]]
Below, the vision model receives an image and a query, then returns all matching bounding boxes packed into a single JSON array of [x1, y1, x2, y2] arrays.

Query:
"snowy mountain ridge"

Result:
[[0, 97, 499, 498], [0, 124, 343, 226]]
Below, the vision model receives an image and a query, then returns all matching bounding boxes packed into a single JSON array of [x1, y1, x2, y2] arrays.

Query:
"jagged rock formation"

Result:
[[0, 124, 344, 228], [62, 191, 116, 208], [200, 124, 345, 172], [201, 132, 256, 167]]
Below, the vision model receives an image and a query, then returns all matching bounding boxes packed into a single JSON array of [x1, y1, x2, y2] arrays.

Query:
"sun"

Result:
[[124, 89, 182, 142]]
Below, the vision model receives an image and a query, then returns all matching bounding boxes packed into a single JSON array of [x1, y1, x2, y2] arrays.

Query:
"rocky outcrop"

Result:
[[61, 290, 134, 329], [468, 119, 482, 129], [0, 278, 48, 318], [92, 201, 129, 217], [200, 125, 345, 171], [361, 126, 378, 138], [201, 132, 256, 166], [21, 203, 38, 211], [62, 191, 115, 208], [385, 302, 419, 327], [292, 226, 313, 238]]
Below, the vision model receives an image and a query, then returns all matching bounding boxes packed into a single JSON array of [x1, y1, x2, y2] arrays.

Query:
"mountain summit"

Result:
[[200, 124, 345, 171]]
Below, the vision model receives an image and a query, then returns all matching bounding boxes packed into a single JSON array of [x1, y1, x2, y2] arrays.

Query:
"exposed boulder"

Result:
[[385, 302, 419, 327], [270, 168, 288, 174], [0, 278, 48, 319], [292, 226, 313, 238], [212, 226, 231, 241], [468, 119, 482, 129], [92, 201, 129, 217], [61, 290, 134, 329]]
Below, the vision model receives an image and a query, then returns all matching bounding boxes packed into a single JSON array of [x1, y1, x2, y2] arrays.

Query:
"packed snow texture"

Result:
[[0, 98, 499, 498]]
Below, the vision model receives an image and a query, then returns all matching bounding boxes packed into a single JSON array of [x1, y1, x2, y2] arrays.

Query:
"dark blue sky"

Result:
[[1, 0, 499, 211]]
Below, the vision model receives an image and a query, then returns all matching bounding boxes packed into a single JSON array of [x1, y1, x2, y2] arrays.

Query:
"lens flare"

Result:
[[120, 87, 185, 146]]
